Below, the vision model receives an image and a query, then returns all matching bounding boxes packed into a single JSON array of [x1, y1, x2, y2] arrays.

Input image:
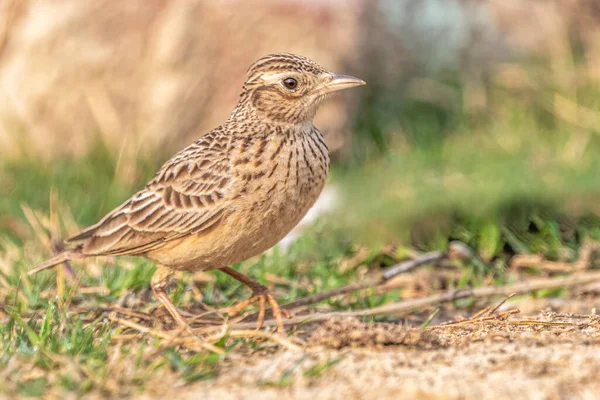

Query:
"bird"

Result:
[[29, 53, 365, 333]]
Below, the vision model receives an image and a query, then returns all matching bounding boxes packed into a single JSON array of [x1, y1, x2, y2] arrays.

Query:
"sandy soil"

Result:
[[132, 296, 600, 400]]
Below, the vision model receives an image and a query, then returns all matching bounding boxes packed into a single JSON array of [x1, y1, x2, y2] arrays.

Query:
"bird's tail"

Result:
[[28, 251, 73, 276]]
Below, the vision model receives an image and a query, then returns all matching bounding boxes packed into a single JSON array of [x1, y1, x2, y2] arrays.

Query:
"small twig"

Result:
[[381, 251, 445, 281], [486, 292, 516, 317], [280, 280, 379, 311], [470, 306, 492, 320], [245, 241, 473, 319]]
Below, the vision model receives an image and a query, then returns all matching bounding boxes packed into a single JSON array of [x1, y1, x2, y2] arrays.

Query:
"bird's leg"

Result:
[[219, 266, 290, 333], [151, 266, 194, 334]]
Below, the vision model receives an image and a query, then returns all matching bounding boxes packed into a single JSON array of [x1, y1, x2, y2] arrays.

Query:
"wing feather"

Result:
[[66, 131, 233, 256]]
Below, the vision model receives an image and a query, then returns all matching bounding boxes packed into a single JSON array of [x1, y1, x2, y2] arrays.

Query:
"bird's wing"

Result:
[[67, 132, 234, 256]]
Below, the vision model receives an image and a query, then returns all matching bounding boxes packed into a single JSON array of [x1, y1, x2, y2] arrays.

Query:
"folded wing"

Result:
[[67, 133, 233, 256]]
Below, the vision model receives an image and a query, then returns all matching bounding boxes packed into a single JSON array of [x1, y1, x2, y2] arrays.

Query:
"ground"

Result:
[[156, 299, 600, 400], [16, 286, 595, 400]]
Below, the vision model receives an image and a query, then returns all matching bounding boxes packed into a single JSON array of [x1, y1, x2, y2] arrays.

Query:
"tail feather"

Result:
[[29, 252, 72, 276]]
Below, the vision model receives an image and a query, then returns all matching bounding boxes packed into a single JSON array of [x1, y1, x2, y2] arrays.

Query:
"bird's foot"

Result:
[[228, 284, 290, 333]]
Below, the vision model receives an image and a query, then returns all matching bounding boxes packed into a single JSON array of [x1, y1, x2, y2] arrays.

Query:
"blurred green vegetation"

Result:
[[338, 53, 600, 255], [0, 141, 158, 242]]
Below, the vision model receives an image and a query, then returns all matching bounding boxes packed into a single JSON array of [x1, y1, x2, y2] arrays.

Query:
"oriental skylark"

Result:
[[30, 53, 365, 333]]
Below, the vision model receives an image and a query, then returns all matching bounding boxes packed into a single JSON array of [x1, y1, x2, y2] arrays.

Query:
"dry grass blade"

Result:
[[437, 309, 522, 328], [108, 315, 224, 354], [506, 320, 575, 327], [108, 315, 303, 353], [486, 292, 517, 317], [73, 306, 155, 321], [20, 204, 51, 252], [49, 190, 66, 299]]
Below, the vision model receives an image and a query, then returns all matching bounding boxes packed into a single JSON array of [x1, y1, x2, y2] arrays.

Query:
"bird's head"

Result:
[[238, 53, 365, 124]]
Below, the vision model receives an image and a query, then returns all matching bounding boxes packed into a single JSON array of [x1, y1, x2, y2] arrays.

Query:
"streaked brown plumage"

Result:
[[30, 53, 365, 333]]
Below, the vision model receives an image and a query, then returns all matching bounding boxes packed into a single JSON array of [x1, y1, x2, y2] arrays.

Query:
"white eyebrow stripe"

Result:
[[263, 72, 294, 79], [257, 72, 297, 84]]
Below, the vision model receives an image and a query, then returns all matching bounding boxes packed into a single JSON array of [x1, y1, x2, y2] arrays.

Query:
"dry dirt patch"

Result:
[[145, 302, 600, 400]]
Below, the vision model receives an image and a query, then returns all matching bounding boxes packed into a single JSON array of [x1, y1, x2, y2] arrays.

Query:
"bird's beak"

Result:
[[311, 73, 366, 96]]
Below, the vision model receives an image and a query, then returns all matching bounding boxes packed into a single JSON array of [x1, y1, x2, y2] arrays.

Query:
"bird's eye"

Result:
[[282, 78, 298, 90]]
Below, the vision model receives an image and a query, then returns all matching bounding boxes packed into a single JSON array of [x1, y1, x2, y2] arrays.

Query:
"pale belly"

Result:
[[146, 180, 325, 271]]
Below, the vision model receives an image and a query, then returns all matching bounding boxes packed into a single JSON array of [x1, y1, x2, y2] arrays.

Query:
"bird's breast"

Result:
[[226, 127, 330, 254]]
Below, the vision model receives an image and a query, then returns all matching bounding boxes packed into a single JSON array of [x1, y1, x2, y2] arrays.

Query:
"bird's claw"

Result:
[[228, 285, 290, 333]]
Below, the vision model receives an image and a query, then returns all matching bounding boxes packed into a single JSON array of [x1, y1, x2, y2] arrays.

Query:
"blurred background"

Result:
[[2, 0, 600, 261]]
